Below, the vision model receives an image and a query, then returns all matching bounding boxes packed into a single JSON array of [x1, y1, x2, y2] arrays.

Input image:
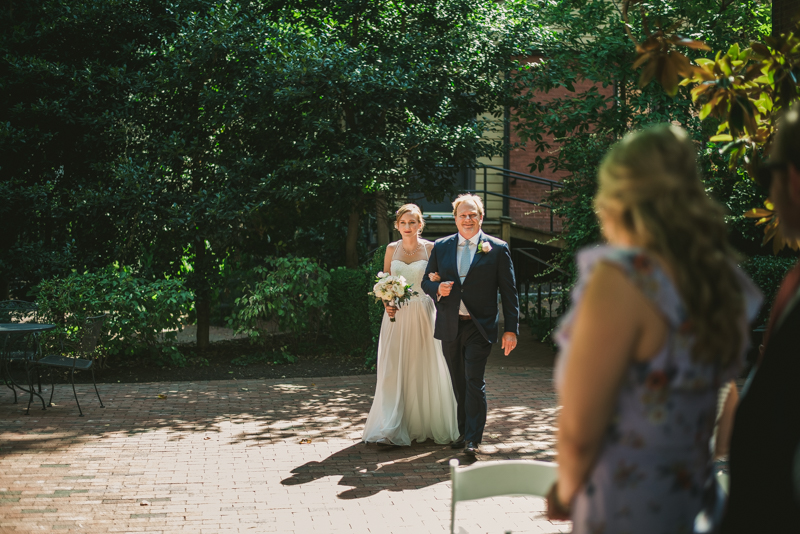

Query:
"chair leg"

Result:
[[3, 361, 19, 404], [70, 368, 83, 417], [25, 365, 45, 412], [90, 367, 104, 408], [49, 374, 55, 407]]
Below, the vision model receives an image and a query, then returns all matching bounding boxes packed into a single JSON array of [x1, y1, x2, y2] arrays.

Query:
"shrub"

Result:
[[227, 256, 330, 351], [327, 267, 372, 350], [35, 268, 194, 367], [364, 245, 388, 369], [740, 255, 797, 327]]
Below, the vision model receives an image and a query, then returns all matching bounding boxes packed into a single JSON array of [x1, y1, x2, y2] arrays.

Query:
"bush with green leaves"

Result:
[[227, 256, 330, 352], [364, 246, 388, 369], [35, 268, 194, 367], [327, 267, 372, 351], [740, 255, 797, 327]]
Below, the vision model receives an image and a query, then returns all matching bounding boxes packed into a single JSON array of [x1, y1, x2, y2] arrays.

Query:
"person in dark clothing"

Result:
[[721, 102, 800, 533]]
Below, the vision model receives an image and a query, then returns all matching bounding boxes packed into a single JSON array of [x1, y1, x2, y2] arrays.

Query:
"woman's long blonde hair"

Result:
[[596, 124, 744, 367]]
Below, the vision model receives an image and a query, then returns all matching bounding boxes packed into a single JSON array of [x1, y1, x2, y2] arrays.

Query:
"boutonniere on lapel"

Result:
[[477, 239, 492, 254]]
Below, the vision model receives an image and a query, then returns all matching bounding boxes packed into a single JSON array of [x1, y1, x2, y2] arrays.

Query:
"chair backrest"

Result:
[[449, 459, 558, 534], [0, 300, 38, 323], [77, 314, 108, 354]]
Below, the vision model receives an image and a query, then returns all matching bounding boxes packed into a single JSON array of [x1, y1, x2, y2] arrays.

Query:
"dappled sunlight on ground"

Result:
[[0, 367, 569, 533]]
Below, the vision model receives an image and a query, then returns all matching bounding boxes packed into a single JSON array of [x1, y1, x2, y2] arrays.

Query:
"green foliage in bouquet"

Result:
[[227, 256, 329, 352], [35, 268, 194, 367], [328, 267, 372, 351]]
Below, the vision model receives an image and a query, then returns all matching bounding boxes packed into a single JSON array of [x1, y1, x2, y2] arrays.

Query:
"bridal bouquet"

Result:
[[370, 272, 418, 322]]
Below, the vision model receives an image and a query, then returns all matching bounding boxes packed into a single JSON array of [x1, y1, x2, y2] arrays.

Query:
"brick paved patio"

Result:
[[0, 346, 568, 533]]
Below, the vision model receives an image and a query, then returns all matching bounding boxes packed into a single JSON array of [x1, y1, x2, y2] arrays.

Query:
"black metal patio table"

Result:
[[0, 322, 56, 413]]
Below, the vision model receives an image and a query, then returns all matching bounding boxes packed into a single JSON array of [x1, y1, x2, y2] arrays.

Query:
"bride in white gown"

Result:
[[362, 204, 460, 446]]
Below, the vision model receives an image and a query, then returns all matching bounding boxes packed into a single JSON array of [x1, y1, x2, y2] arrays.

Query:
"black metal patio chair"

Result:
[[35, 313, 107, 416], [0, 300, 41, 403]]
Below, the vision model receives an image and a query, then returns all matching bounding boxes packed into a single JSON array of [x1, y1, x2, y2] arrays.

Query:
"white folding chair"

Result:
[[449, 458, 558, 534]]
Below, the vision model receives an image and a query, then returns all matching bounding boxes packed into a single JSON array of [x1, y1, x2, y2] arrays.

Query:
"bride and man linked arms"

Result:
[[362, 195, 519, 457]]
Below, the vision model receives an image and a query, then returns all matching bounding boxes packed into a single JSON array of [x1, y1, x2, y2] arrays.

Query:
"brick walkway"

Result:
[[0, 346, 568, 533]]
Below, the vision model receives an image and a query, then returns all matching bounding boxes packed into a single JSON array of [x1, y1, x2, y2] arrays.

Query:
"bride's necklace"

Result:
[[401, 241, 422, 256]]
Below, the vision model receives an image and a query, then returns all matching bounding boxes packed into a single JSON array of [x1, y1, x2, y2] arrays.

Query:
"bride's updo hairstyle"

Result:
[[596, 124, 744, 367], [395, 204, 425, 234]]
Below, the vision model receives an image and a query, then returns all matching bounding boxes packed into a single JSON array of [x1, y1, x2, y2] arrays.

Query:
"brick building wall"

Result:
[[507, 55, 613, 233]]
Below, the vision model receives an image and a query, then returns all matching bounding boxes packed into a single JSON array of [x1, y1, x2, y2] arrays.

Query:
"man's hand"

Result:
[[437, 281, 454, 297], [501, 332, 517, 356]]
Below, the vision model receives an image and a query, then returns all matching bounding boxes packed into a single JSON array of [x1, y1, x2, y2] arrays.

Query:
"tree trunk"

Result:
[[376, 192, 390, 246], [345, 210, 361, 268], [195, 297, 210, 349], [194, 240, 210, 349], [0, 276, 8, 300]]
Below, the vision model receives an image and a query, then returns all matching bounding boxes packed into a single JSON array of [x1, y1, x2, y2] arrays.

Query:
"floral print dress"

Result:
[[554, 246, 762, 534]]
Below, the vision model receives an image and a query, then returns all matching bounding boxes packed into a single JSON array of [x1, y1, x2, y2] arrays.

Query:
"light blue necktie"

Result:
[[459, 240, 472, 282]]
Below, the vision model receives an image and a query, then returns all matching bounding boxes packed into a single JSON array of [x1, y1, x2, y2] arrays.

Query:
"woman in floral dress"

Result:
[[547, 125, 762, 533]]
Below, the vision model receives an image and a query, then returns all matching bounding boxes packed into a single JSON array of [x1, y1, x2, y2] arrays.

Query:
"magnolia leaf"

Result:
[[700, 102, 715, 120], [673, 38, 712, 51], [639, 35, 662, 52], [658, 55, 680, 96], [751, 42, 771, 58], [743, 208, 773, 218], [638, 59, 658, 88], [632, 52, 652, 70], [691, 83, 714, 100], [763, 219, 779, 245], [709, 134, 733, 142], [670, 51, 693, 77], [695, 58, 715, 67]]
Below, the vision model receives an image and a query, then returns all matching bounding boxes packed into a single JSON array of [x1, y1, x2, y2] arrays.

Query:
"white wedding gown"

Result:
[[362, 246, 460, 446]]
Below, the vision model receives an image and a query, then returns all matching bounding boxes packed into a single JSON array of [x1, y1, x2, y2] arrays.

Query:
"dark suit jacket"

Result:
[[421, 231, 519, 344], [721, 294, 800, 532]]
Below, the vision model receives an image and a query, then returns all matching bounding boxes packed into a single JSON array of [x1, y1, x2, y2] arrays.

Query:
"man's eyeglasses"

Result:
[[755, 159, 788, 192], [458, 214, 480, 221]]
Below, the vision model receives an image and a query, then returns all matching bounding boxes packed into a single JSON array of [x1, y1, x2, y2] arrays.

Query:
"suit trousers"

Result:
[[440, 319, 492, 443]]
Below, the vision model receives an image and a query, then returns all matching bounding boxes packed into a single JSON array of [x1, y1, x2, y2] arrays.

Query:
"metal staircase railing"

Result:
[[468, 165, 564, 233]]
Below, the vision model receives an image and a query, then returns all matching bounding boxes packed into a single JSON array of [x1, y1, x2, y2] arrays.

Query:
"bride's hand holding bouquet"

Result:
[[370, 272, 417, 322]]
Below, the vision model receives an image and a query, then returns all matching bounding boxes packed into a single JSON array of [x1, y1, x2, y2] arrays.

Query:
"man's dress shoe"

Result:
[[464, 441, 479, 456], [450, 435, 465, 449]]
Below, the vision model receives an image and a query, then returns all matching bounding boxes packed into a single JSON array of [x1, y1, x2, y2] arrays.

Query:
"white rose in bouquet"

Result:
[[369, 273, 418, 322]]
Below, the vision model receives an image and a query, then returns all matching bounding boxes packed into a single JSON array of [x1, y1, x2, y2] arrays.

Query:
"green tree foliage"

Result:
[[0, 0, 174, 298], [2, 0, 530, 349], [629, 7, 800, 252], [255, 0, 529, 267], [512, 0, 770, 277]]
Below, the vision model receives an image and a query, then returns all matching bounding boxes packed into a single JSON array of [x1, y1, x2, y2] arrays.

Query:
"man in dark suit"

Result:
[[721, 103, 800, 532], [421, 194, 519, 457]]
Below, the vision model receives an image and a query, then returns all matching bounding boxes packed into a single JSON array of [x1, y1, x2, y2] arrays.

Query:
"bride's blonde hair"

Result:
[[596, 124, 744, 367]]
